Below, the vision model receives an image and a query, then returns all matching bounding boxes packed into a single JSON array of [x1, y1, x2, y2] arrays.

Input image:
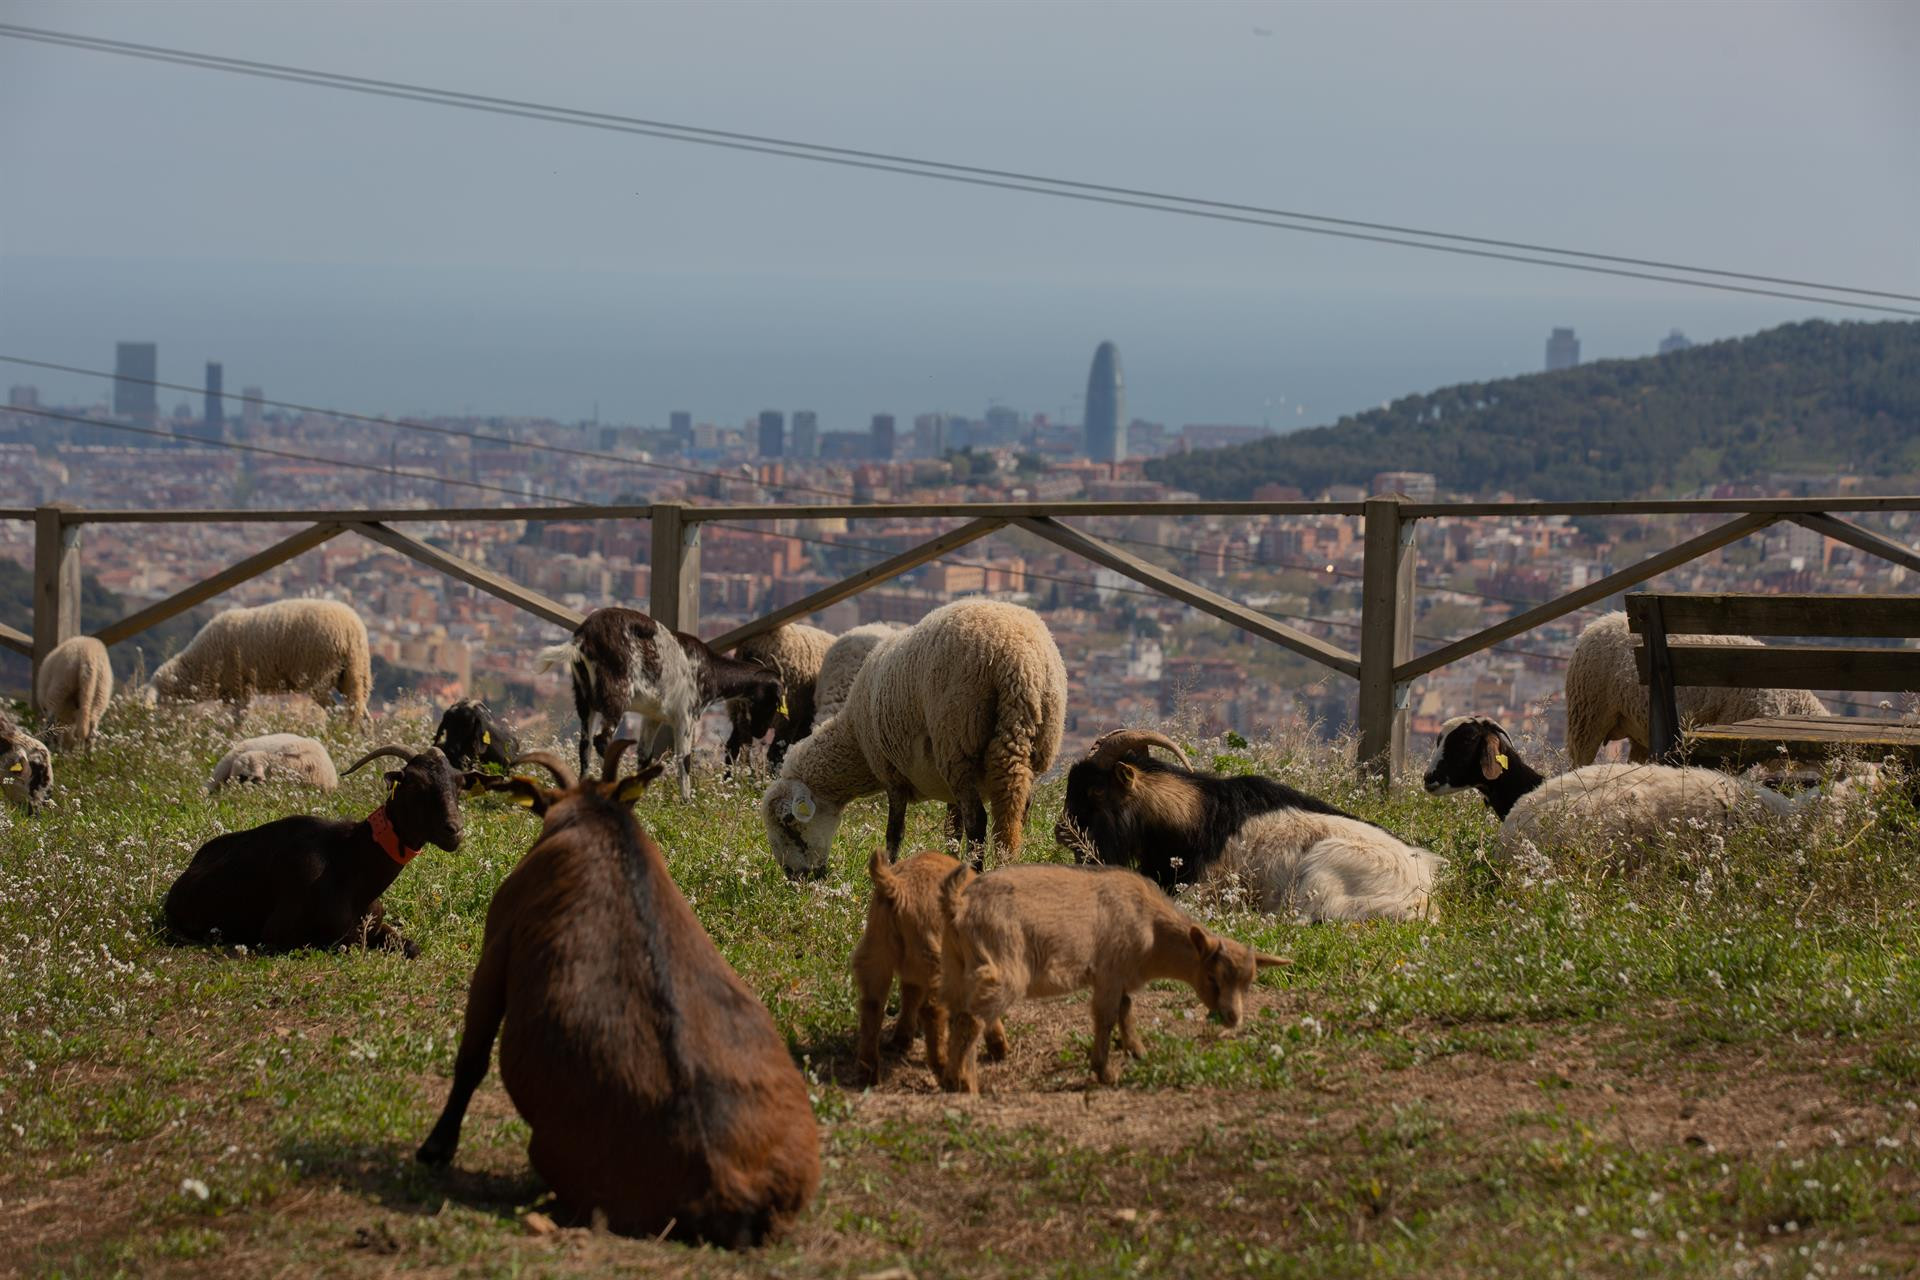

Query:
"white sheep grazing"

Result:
[[35, 635, 113, 752], [153, 599, 372, 721], [811, 622, 907, 724], [1424, 714, 1793, 863], [760, 600, 1065, 876], [1564, 612, 1828, 765], [207, 733, 340, 792]]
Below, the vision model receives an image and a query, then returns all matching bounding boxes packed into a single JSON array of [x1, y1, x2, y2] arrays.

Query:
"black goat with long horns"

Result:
[[163, 745, 482, 957]]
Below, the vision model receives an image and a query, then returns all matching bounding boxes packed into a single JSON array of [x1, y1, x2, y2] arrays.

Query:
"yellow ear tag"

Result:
[[386, 778, 398, 798], [7, 762, 21, 774], [615, 776, 650, 805], [482, 730, 491, 745], [778, 695, 789, 717], [514, 792, 536, 808], [1495, 753, 1509, 770]]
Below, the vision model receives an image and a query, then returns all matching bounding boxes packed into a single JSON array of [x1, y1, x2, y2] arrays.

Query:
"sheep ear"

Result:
[[1255, 953, 1290, 969], [1479, 733, 1508, 780]]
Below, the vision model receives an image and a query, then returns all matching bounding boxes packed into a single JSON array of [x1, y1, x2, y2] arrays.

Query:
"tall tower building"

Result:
[[241, 386, 265, 431], [114, 342, 158, 423], [758, 409, 785, 458], [669, 410, 692, 444], [1084, 340, 1126, 462], [1545, 328, 1580, 371], [202, 362, 224, 439], [1658, 329, 1693, 355], [791, 410, 818, 459], [870, 413, 896, 460]]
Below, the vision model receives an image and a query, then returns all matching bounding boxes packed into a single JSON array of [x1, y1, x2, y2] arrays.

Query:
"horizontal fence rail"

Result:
[[5, 494, 1919, 778]]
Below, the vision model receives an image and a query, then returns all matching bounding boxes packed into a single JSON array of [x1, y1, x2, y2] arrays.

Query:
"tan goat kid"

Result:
[[939, 864, 1286, 1092]]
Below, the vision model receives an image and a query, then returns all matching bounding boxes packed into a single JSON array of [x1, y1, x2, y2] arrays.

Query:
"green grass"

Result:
[[3, 702, 1918, 1277]]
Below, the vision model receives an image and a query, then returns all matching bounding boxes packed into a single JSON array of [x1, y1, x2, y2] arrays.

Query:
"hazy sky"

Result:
[[2, 0, 1915, 433]]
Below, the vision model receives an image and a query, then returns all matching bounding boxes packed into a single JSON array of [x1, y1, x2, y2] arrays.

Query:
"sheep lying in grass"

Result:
[[852, 846, 1006, 1085], [761, 599, 1065, 877], [1423, 714, 1794, 863], [152, 599, 372, 721], [36, 635, 112, 752], [938, 862, 1285, 1092], [0, 712, 53, 814], [417, 744, 820, 1245], [1058, 730, 1443, 922], [1565, 611, 1828, 765], [207, 733, 339, 792]]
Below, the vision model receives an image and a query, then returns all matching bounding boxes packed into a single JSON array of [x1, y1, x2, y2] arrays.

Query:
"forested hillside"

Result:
[[1146, 320, 1920, 500]]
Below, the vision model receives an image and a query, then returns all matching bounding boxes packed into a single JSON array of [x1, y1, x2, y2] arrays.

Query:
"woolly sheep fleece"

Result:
[[763, 601, 1065, 871], [152, 600, 372, 718], [737, 624, 835, 692], [1205, 810, 1444, 923], [36, 635, 112, 749], [1502, 761, 1794, 863], [812, 622, 907, 721], [207, 733, 340, 792], [1564, 612, 1827, 765]]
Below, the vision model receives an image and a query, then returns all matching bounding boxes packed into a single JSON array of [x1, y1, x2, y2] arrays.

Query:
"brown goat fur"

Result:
[[938, 863, 1285, 1092], [852, 848, 1006, 1085], [417, 755, 820, 1246]]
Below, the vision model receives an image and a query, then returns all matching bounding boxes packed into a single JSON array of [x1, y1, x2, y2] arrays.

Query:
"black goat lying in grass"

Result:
[[163, 745, 481, 957], [432, 698, 518, 772]]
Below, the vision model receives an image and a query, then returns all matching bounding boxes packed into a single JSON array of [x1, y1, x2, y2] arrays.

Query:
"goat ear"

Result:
[[497, 777, 551, 814], [460, 770, 487, 795], [1114, 761, 1140, 791], [1189, 925, 1217, 958], [1255, 953, 1290, 969], [1479, 731, 1508, 781]]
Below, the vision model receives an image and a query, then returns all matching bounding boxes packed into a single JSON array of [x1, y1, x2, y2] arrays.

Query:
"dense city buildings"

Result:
[[1084, 340, 1126, 462]]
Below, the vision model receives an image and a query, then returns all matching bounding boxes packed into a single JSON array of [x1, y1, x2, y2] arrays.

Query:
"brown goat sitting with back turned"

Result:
[[939, 863, 1286, 1092], [853, 847, 1007, 1085], [416, 744, 820, 1246]]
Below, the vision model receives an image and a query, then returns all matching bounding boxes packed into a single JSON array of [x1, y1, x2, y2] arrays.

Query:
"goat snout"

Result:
[[783, 862, 829, 883]]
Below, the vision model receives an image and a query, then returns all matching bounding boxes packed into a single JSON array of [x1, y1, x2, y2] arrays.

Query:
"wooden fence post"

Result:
[[649, 504, 702, 635], [1357, 494, 1417, 781], [32, 504, 82, 712]]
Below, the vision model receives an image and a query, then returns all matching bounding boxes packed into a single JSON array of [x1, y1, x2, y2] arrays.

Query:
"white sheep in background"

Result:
[[1424, 714, 1794, 863], [1564, 612, 1828, 765], [811, 622, 907, 724], [760, 600, 1065, 877], [207, 733, 340, 792], [36, 635, 113, 752], [152, 599, 372, 721]]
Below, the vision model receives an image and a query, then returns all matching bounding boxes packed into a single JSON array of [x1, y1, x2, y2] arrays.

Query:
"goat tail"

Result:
[[867, 846, 901, 904], [535, 641, 582, 675], [939, 862, 976, 923]]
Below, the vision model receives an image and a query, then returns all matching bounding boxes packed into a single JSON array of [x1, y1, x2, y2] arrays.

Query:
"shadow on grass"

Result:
[[277, 1138, 545, 1222]]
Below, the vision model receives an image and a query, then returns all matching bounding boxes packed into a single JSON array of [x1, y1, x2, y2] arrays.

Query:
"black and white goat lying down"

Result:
[[1056, 729, 1442, 922]]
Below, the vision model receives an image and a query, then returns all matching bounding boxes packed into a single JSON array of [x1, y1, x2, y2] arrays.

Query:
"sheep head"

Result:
[[760, 778, 841, 880], [1421, 715, 1514, 796], [343, 746, 481, 853]]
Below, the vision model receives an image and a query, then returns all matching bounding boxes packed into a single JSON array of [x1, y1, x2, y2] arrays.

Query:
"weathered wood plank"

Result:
[[92, 522, 348, 647], [0, 621, 30, 657], [1685, 716, 1920, 767], [349, 522, 583, 632], [1634, 643, 1920, 692], [1785, 513, 1920, 576], [1396, 511, 1779, 683], [1642, 597, 1680, 760], [1013, 516, 1362, 677], [1357, 496, 1415, 776], [1625, 592, 1920, 638], [706, 519, 1008, 652]]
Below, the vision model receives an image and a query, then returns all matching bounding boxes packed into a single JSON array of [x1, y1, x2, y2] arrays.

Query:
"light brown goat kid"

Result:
[[852, 848, 1006, 1084], [938, 864, 1286, 1092]]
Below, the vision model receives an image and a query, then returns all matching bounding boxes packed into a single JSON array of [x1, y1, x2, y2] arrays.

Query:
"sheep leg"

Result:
[[1117, 992, 1146, 1058], [883, 789, 913, 862], [418, 939, 508, 1165], [951, 785, 988, 870]]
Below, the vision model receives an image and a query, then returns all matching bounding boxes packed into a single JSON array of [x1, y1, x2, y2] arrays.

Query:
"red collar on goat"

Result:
[[367, 806, 420, 866]]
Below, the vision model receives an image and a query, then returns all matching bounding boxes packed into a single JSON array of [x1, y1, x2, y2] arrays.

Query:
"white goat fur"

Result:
[[761, 601, 1065, 875], [152, 600, 372, 719], [812, 622, 907, 723], [536, 626, 700, 773], [1564, 612, 1827, 766], [36, 635, 112, 750], [1501, 762, 1794, 859], [1203, 810, 1444, 922], [207, 733, 340, 792]]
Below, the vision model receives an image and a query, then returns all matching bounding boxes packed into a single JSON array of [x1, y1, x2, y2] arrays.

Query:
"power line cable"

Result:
[[0, 354, 855, 500], [5, 22, 1917, 316]]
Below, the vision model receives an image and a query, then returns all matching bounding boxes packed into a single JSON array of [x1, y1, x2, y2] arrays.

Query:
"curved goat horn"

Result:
[[600, 738, 632, 783], [1087, 729, 1192, 770], [342, 745, 417, 776], [510, 751, 577, 790]]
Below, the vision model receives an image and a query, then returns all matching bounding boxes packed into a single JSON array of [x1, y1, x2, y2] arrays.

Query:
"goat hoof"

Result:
[[416, 1140, 453, 1166]]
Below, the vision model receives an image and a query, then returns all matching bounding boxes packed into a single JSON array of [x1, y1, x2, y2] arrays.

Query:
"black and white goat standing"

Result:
[[538, 607, 782, 801], [1056, 730, 1443, 922]]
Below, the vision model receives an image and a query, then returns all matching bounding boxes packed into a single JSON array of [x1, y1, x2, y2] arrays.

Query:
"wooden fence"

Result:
[[5, 495, 1919, 778]]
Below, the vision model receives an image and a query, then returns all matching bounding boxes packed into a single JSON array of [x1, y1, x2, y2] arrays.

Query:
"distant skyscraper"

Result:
[[114, 342, 158, 423], [870, 413, 896, 460], [791, 410, 818, 459], [7, 385, 38, 408], [669, 410, 692, 443], [913, 413, 949, 458], [1545, 328, 1580, 371], [1084, 340, 1126, 462], [241, 386, 264, 430], [1658, 329, 1693, 355], [202, 362, 224, 439], [758, 409, 785, 458]]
